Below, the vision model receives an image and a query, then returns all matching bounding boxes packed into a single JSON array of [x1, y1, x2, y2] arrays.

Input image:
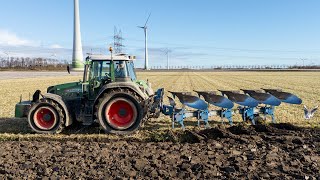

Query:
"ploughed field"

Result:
[[0, 71, 319, 178], [0, 124, 319, 179]]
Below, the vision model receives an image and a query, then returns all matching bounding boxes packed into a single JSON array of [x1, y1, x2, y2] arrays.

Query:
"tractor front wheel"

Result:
[[96, 90, 144, 134], [28, 99, 65, 134]]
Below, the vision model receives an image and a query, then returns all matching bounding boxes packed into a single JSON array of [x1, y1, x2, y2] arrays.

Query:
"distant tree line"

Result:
[[288, 65, 320, 69], [1, 56, 319, 70], [0, 56, 69, 70]]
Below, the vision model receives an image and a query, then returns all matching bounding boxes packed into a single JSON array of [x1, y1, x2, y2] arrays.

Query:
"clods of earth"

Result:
[[0, 123, 319, 179]]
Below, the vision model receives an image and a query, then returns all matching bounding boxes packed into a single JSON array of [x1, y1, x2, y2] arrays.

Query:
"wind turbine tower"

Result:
[[138, 13, 151, 70], [164, 48, 171, 70], [72, 0, 84, 71]]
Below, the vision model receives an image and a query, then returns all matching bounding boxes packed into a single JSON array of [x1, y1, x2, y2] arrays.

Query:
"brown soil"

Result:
[[0, 124, 319, 179]]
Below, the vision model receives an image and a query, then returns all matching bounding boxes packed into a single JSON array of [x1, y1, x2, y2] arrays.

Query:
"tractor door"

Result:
[[88, 60, 112, 100]]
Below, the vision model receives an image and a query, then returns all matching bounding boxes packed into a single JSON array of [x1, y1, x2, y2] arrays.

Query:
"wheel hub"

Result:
[[43, 114, 52, 121], [118, 108, 127, 117]]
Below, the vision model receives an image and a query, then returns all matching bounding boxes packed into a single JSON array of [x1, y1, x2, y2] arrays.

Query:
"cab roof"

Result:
[[87, 54, 136, 61]]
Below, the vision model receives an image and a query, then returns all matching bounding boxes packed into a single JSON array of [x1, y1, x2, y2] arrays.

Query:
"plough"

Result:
[[159, 89, 302, 129]]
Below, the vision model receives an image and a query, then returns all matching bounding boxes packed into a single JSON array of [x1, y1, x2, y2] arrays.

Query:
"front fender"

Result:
[[43, 93, 73, 127]]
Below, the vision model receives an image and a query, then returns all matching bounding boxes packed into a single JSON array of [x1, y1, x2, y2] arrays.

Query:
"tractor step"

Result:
[[80, 114, 93, 125]]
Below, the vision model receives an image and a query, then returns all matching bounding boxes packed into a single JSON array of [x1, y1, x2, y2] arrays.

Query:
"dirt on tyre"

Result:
[[96, 89, 144, 135], [28, 99, 65, 134]]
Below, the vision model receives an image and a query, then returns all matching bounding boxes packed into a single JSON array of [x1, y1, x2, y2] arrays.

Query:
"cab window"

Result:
[[114, 61, 128, 78], [90, 61, 111, 80]]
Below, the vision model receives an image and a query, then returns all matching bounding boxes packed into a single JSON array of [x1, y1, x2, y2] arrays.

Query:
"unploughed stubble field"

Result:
[[0, 71, 319, 140]]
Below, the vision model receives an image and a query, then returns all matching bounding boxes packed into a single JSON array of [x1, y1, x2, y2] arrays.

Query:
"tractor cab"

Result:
[[83, 54, 138, 99]]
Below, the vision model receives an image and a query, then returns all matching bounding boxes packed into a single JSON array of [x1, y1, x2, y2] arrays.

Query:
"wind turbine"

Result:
[[3, 51, 11, 67], [72, 0, 84, 71], [3, 51, 10, 62], [301, 58, 308, 67], [164, 48, 171, 70], [138, 13, 151, 70]]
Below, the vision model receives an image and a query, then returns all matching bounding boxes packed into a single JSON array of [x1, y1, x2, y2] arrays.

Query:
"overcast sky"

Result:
[[0, 0, 320, 67]]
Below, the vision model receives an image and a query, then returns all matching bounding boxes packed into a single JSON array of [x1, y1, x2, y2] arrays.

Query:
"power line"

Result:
[[22, 36, 320, 54], [113, 27, 125, 54], [122, 37, 320, 54]]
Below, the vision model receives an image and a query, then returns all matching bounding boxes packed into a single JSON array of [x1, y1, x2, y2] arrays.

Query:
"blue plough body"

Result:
[[154, 88, 302, 129]]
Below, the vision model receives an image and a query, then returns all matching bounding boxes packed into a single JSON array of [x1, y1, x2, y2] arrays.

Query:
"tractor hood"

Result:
[[47, 82, 82, 98]]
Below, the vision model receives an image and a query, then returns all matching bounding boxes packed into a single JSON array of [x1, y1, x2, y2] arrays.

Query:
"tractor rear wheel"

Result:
[[28, 99, 65, 134], [96, 89, 144, 134]]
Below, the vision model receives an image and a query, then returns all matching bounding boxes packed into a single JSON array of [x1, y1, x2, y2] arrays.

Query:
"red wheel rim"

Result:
[[106, 98, 137, 130], [33, 107, 57, 130]]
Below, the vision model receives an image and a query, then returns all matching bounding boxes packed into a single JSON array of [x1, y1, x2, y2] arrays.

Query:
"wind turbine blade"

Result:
[[137, 26, 144, 29], [145, 13, 151, 27]]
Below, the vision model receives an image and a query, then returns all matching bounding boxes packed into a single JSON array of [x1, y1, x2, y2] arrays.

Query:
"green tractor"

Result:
[[15, 54, 164, 134]]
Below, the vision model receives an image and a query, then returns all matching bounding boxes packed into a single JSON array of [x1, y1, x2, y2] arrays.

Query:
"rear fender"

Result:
[[42, 93, 73, 127], [94, 83, 149, 104]]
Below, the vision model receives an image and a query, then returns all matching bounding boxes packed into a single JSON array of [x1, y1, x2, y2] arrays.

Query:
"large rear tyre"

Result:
[[96, 89, 144, 135], [28, 99, 65, 134]]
